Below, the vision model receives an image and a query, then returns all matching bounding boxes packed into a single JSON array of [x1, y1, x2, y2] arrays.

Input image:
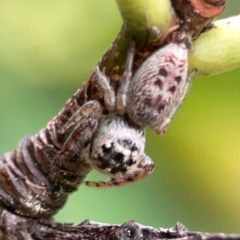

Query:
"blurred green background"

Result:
[[0, 0, 240, 234]]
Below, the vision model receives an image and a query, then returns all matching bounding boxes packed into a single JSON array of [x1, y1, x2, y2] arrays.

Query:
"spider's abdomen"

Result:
[[126, 42, 189, 134]]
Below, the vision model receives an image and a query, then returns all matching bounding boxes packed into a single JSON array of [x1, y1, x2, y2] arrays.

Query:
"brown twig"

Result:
[[1, 210, 239, 240]]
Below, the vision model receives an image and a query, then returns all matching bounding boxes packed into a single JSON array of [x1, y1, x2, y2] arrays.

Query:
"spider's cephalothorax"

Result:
[[85, 113, 154, 187], [95, 38, 194, 135]]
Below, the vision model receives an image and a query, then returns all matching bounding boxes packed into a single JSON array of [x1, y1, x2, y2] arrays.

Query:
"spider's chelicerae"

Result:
[[95, 36, 194, 134]]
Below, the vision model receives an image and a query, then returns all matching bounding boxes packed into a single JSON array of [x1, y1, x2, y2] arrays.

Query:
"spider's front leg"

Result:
[[57, 100, 103, 157], [94, 44, 135, 114], [86, 153, 154, 188]]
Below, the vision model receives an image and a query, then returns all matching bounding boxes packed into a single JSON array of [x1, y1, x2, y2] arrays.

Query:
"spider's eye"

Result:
[[102, 144, 112, 154], [112, 152, 124, 163], [126, 158, 135, 166]]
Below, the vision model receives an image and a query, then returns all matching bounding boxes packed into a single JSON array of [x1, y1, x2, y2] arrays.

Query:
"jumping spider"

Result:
[[61, 37, 193, 187]]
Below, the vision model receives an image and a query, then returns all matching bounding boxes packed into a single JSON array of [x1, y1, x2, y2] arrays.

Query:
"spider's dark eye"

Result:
[[130, 145, 138, 152], [126, 158, 134, 166], [102, 144, 112, 154], [112, 152, 124, 163]]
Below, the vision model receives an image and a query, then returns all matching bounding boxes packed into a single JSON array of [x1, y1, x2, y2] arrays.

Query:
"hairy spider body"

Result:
[[86, 113, 154, 187]]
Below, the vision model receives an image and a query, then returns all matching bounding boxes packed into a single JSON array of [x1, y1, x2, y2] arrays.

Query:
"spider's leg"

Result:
[[85, 154, 154, 188], [58, 100, 103, 155], [116, 44, 135, 115], [94, 66, 116, 111]]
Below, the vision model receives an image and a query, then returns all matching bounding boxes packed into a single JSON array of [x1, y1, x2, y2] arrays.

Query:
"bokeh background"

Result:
[[0, 0, 240, 234]]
